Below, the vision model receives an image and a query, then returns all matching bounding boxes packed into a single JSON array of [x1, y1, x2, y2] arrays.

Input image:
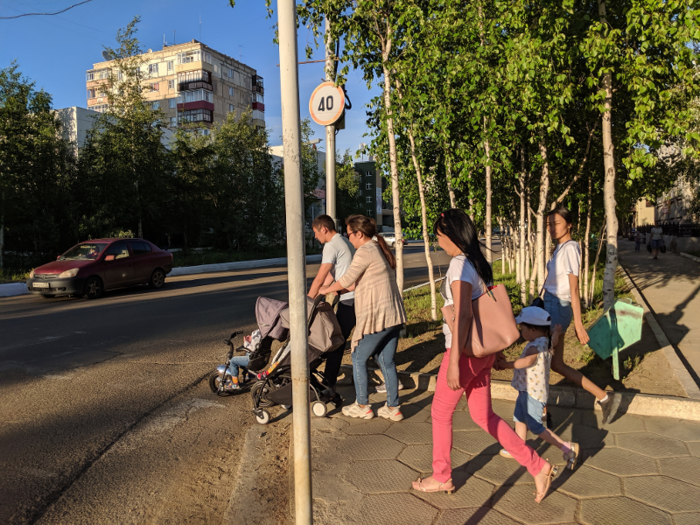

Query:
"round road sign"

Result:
[[309, 82, 345, 126]]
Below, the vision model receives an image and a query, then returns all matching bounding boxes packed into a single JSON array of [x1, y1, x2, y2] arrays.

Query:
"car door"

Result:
[[102, 241, 135, 289], [128, 241, 154, 283]]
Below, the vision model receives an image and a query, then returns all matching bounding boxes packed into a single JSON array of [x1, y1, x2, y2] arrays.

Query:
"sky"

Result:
[[0, 0, 380, 157]]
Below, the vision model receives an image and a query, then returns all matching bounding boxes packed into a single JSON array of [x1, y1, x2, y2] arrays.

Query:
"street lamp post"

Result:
[[277, 0, 313, 523]]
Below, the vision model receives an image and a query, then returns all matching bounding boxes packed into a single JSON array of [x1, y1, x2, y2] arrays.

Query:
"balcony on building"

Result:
[[177, 70, 212, 92], [253, 75, 264, 95]]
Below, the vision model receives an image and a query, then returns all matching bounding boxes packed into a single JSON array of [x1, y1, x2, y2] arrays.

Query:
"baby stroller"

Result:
[[214, 295, 346, 425]]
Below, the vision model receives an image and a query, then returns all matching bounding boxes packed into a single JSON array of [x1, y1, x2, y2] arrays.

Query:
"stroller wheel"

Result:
[[312, 401, 328, 418], [251, 381, 276, 408], [255, 409, 271, 425]]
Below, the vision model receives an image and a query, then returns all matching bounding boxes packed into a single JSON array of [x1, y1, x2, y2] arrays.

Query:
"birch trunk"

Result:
[[519, 154, 527, 302], [599, 0, 618, 311], [535, 142, 551, 294], [445, 152, 456, 208], [381, 36, 404, 293], [407, 129, 437, 320], [484, 118, 492, 265], [582, 174, 593, 308], [589, 221, 607, 306]]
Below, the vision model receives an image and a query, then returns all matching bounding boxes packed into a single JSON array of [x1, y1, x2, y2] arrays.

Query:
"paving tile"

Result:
[[625, 475, 700, 513], [343, 459, 418, 493], [644, 418, 700, 442], [687, 441, 700, 457], [413, 473, 493, 509], [312, 470, 363, 505], [616, 432, 689, 458], [659, 456, 700, 486], [400, 405, 431, 423], [579, 496, 673, 525], [556, 465, 622, 498], [491, 484, 577, 524], [673, 512, 700, 525], [490, 399, 517, 421], [452, 430, 500, 455], [584, 447, 659, 476], [578, 411, 647, 433], [464, 454, 531, 485], [436, 507, 522, 525], [384, 421, 434, 445], [397, 444, 470, 474], [341, 418, 391, 435], [338, 434, 405, 460], [571, 425, 615, 450], [348, 493, 438, 525], [310, 416, 349, 431]]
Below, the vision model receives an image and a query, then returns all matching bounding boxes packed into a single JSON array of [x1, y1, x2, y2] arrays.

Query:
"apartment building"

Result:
[[355, 160, 395, 231], [85, 40, 265, 130]]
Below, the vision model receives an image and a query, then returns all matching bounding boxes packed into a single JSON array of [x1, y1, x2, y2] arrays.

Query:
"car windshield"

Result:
[[59, 243, 107, 260]]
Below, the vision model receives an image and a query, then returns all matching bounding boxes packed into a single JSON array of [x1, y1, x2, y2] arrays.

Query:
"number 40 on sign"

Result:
[[309, 81, 345, 126]]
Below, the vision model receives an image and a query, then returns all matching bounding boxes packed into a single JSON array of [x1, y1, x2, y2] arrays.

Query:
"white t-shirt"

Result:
[[441, 255, 487, 349], [651, 227, 663, 240], [322, 233, 356, 304], [544, 240, 581, 302], [511, 336, 552, 403]]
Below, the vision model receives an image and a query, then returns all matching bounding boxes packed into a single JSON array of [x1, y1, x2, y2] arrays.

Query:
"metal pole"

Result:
[[277, 1, 313, 523], [324, 17, 337, 230]]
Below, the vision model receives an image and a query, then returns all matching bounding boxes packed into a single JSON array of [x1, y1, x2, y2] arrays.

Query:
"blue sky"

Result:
[[0, 0, 379, 156]]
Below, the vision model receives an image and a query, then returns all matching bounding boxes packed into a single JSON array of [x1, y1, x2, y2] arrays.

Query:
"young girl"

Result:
[[497, 306, 579, 470]]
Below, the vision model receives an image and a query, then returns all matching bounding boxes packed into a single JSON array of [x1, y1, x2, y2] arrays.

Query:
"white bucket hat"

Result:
[[515, 306, 552, 326]]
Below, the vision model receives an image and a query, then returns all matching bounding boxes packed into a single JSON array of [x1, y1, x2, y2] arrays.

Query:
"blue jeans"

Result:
[[228, 355, 250, 377], [543, 291, 573, 332], [352, 325, 402, 407], [513, 391, 547, 435]]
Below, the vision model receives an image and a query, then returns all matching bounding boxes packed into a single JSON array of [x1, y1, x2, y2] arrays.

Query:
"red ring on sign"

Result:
[[309, 81, 345, 126]]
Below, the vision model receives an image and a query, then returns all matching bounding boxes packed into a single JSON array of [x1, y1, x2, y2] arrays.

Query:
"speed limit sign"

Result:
[[309, 82, 345, 126]]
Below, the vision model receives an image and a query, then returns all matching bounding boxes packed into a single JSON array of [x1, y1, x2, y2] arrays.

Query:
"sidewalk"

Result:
[[619, 240, 700, 389], [303, 384, 700, 525]]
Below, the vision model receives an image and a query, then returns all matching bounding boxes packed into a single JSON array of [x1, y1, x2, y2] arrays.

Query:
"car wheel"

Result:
[[149, 269, 166, 289], [42, 295, 56, 299], [83, 277, 104, 300]]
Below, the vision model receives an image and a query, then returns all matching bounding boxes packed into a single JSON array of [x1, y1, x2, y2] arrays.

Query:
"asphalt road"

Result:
[[0, 244, 455, 524]]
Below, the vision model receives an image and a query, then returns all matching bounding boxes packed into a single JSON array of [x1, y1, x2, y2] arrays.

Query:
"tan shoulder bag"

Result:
[[441, 284, 520, 358]]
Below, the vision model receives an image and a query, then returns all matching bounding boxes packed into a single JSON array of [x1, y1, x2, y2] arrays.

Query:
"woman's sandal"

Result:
[[534, 461, 558, 504], [563, 443, 580, 471], [412, 477, 455, 494]]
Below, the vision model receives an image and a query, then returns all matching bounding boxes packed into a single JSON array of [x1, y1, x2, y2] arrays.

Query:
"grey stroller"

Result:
[[236, 295, 345, 425]]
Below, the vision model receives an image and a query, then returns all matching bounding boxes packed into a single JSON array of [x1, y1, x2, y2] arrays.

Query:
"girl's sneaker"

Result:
[[499, 449, 514, 459], [377, 403, 404, 421], [342, 401, 375, 419]]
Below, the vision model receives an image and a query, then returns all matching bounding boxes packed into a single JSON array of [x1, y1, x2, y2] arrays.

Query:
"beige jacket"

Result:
[[338, 241, 406, 350]]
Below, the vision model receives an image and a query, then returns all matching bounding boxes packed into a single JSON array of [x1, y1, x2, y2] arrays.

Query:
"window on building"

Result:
[[169, 99, 176, 109], [168, 79, 175, 90], [170, 116, 177, 126], [177, 70, 212, 85], [92, 104, 109, 113], [203, 51, 212, 64], [229, 104, 234, 113], [167, 60, 174, 71], [366, 171, 373, 177], [177, 50, 202, 64], [253, 92, 264, 103], [86, 72, 94, 81], [202, 129, 210, 136], [117, 70, 123, 81], [219, 63, 225, 78], [177, 89, 213, 104], [148, 63, 159, 75], [229, 86, 234, 96], [152, 101, 160, 110], [150, 82, 160, 92], [366, 196, 372, 203], [87, 89, 96, 99], [366, 182, 372, 190], [179, 108, 213, 123], [228, 67, 234, 78], [98, 70, 110, 80], [252, 109, 265, 121]]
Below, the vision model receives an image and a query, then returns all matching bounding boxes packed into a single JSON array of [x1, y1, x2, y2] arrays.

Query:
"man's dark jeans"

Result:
[[324, 302, 356, 387]]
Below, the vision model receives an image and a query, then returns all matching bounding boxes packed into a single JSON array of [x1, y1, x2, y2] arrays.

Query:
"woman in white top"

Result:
[[544, 206, 620, 425], [650, 225, 664, 259]]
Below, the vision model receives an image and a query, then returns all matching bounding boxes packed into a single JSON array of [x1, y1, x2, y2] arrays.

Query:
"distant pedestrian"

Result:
[[308, 214, 356, 389], [634, 231, 642, 251], [650, 225, 664, 259], [320, 214, 406, 422], [413, 209, 555, 503], [496, 307, 580, 470], [541, 206, 620, 425]]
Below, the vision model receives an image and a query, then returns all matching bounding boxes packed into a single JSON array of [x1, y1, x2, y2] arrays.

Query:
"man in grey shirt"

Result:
[[308, 215, 356, 388]]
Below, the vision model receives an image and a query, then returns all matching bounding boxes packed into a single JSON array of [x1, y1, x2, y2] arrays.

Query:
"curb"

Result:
[[619, 262, 700, 400], [0, 282, 29, 298], [339, 364, 700, 421], [169, 254, 322, 276], [680, 252, 700, 263]]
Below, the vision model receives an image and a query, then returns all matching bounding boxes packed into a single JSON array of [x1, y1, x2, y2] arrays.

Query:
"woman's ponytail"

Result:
[[374, 233, 396, 269]]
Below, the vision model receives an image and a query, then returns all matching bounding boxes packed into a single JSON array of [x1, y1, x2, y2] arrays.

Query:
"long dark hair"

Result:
[[346, 214, 396, 269], [433, 209, 493, 285]]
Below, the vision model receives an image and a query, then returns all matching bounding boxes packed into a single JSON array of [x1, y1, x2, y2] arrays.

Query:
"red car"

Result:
[[26, 238, 173, 299]]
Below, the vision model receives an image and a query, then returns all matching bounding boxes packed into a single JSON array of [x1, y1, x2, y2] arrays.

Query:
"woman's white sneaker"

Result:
[[375, 382, 405, 393], [342, 401, 375, 419], [377, 403, 404, 421]]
